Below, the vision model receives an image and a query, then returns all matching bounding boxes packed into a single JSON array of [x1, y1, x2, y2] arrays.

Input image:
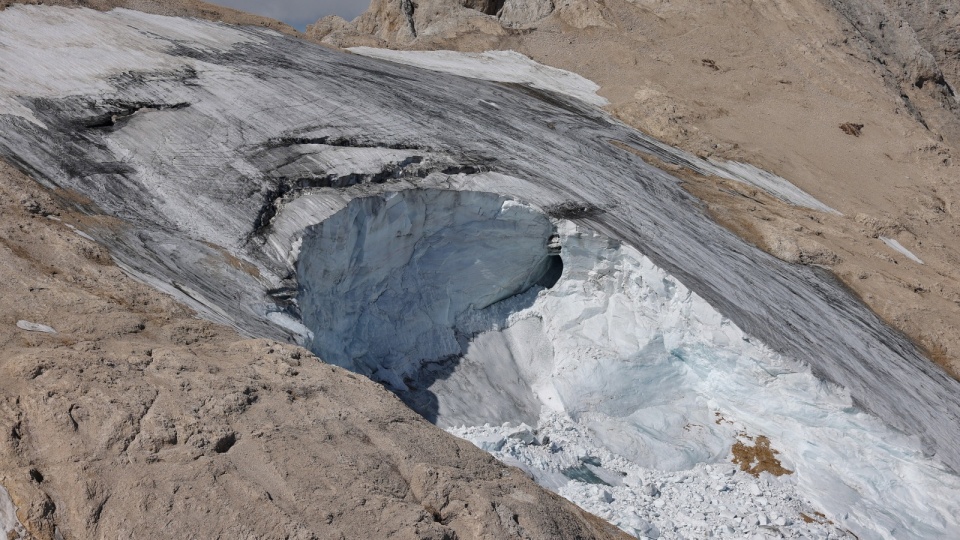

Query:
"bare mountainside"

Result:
[[317, 0, 960, 377]]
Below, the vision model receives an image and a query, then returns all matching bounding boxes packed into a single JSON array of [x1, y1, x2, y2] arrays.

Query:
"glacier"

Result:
[[0, 5, 959, 538]]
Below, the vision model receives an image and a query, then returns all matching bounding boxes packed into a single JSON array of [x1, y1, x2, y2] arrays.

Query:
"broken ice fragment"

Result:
[[16, 320, 56, 334]]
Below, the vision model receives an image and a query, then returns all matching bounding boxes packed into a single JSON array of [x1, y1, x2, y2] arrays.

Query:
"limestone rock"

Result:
[[500, 0, 555, 28], [555, 0, 612, 29], [306, 15, 386, 48]]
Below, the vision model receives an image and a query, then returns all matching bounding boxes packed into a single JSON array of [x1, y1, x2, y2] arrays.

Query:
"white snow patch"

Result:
[[620, 137, 838, 214], [65, 224, 95, 242], [16, 320, 56, 334], [0, 485, 25, 539], [881, 237, 924, 264], [347, 47, 610, 108]]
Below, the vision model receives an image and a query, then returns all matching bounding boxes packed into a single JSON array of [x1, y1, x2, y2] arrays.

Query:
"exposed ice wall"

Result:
[[297, 190, 556, 389]]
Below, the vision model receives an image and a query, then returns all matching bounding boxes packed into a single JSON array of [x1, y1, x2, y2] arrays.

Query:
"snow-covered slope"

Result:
[[1, 5, 960, 538]]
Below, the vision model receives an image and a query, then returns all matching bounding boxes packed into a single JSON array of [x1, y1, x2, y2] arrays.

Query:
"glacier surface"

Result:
[[0, 5, 959, 538], [348, 47, 611, 107]]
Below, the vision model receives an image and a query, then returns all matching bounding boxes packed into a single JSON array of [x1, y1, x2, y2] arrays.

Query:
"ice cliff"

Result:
[[1, 5, 960, 538]]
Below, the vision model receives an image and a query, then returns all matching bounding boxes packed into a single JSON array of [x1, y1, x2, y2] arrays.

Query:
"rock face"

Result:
[[316, 0, 593, 48]]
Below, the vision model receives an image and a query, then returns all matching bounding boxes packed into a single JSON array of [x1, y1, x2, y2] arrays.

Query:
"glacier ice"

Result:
[[347, 47, 610, 107], [880, 236, 924, 264], [296, 189, 558, 388], [296, 191, 960, 538]]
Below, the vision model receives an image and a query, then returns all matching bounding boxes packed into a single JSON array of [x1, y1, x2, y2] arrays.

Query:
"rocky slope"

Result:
[[316, 0, 960, 377], [0, 157, 627, 539]]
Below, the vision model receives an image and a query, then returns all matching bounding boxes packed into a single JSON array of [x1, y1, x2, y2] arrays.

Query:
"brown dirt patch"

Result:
[[839, 123, 865, 137], [732, 435, 793, 477]]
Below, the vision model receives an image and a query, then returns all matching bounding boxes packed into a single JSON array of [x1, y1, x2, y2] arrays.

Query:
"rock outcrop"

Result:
[[310, 0, 617, 48]]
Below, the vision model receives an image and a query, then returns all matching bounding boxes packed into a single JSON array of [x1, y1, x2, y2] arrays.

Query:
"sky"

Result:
[[211, 0, 369, 31]]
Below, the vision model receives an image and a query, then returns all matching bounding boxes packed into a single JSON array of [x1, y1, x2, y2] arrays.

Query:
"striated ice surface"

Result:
[[347, 47, 610, 107], [0, 7, 257, 127]]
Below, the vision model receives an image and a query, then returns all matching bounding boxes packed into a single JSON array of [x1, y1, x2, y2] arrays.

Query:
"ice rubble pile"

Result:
[[453, 414, 846, 540], [296, 191, 960, 539]]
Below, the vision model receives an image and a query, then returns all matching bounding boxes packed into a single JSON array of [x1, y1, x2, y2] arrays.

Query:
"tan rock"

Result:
[[500, 0, 555, 28], [555, 0, 612, 29]]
